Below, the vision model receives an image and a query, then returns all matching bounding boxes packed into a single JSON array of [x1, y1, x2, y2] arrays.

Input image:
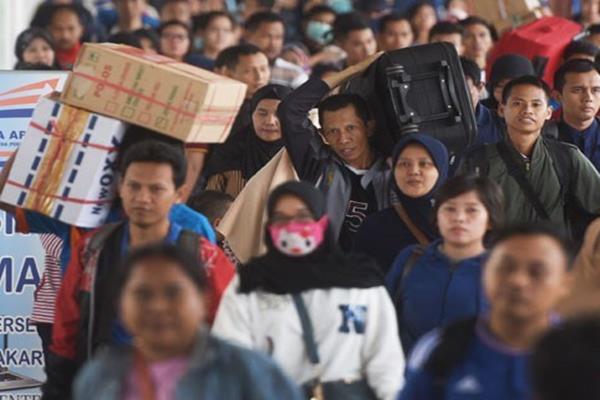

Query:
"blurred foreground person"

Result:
[[73, 244, 302, 400]]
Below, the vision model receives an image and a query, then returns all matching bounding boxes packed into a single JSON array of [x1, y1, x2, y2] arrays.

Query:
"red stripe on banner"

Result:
[[0, 79, 60, 97], [7, 179, 113, 205], [29, 121, 118, 152], [0, 95, 41, 107]]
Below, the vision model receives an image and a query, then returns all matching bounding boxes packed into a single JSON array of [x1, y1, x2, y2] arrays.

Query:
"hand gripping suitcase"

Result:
[[343, 42, 476, 161], [488, 17, 583, 88]]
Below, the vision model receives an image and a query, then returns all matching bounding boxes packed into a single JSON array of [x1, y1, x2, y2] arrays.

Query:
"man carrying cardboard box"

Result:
[[37, 140, 234, 400]]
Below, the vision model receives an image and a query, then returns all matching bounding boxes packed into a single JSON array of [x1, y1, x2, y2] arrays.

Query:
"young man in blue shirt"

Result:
[[398, 224, 573, 400], [555, 58, 600, 171]]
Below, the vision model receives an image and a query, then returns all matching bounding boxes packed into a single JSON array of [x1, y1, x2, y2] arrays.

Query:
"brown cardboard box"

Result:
[[467, 0, 542, 32], [61, 43, 247, 143]]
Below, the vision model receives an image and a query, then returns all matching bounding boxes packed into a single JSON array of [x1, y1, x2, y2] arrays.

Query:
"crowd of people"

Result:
[[5, 0, 600, 399]]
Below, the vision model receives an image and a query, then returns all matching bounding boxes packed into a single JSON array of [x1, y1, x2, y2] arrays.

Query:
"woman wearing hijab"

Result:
[[14, 27, 59, 69], [212, 181, 405, 400], [386, 174, 504, 356], [203, 84, 292, 198], [72, 244, 302, 400], [354, 134, 449, 274]]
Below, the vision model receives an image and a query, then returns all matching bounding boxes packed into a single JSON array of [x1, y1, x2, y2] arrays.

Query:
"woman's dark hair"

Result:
[[116, 243, 208, 299], [433, 174, 505, 230], [14, 27, 56, 63], [119, 138, 187, 188]]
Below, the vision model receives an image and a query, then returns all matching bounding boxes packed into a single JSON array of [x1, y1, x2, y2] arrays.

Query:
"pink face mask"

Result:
[[268, 216, 329, 257]]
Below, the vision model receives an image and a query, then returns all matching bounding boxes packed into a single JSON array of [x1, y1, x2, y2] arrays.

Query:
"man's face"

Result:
[[246, 22, 284, 61], [48, 9, 83, 51], [160, 24, 190, 60], [484, 234, 571, 323], [340, 28, 377, 66], [463, 23, 493, 59], [119, 162, 182, 229], [227, 52, 270, 99], [499, 84, 552, 136], [321, 104, 373, 169], [379, 20, 413, 51], [430, 33, 463, 55], [559, 70, 600, 124]]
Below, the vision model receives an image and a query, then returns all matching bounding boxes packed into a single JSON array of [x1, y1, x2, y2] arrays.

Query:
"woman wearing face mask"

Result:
[[72, 244, 302, 400], [386, 174, 504, 356], [203, 84, 292, 198], [354, 134, 449, 274], [14, 27, 59, 69], [213, 181, 405, 400]]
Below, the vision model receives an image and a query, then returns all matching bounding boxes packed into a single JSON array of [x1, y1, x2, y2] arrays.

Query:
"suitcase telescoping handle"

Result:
[[385, 60, 463, 129]]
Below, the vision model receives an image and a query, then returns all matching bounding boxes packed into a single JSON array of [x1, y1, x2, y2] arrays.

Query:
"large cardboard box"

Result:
[[60, 43, 246, 143], [0, 95, 126, 228], [467, 0, 543, 32]]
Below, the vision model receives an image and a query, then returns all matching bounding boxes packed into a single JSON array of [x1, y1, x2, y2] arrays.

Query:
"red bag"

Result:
[[487, 17, 582, 88]]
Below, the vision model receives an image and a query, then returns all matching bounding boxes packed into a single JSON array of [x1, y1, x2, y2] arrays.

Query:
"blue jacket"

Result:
[[398, 319, 531, 400], [73, 332, 303, 400], [386, 241, 487, 356], [474, 104, 504, 146], [558, 117, 600, 172]]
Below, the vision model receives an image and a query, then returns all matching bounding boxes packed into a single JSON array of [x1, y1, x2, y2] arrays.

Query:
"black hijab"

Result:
[[239, 181, 383, 294], [204, 84, 292, 181], [391, 134, 449, 239]]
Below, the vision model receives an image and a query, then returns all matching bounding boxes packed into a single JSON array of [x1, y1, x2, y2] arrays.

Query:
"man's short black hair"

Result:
[[532, 315, 600, 400], [188, 190, 233, 224], [563, 40, 600, 61], [303, 5, 336, 21], [554, 58, 600, 92], [501, 75, 552, 104], [158, 19, 192, 37], [589, 23, 600, 35], [461, 57, 482, 86], [317, 93, 372, 127], [459, 16, 498, 42], [119, 139, 187, 188], [192, 11, 236, 33], [116, 243, 208, 300], [214, 44, 264, 70], [429, 21, 463, 41], [108, 32, 142, 48], [133, 28, 160, 51], [333, 12, 372, 42], [491, 223, 573, 267], [47, 4, 85, 27], [245, 11, 284, 32], [379, 12, 412, 34]]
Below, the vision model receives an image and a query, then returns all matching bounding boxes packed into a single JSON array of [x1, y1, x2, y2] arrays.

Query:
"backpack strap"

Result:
[[392, 245, 426, 330], [496, 141, 550, 220], [424, 317, 478, 398], [392, 203, 430, 245], [176, 229, 200, 261], [82, 222, 123, 267]]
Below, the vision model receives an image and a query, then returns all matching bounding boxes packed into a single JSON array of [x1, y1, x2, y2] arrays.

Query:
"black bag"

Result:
[[291, 294, 377, 400], [343, 43, 477, 161]]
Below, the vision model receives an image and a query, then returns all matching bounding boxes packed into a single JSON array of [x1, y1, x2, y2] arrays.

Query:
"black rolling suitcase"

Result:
[[343, 43, 476, 161]]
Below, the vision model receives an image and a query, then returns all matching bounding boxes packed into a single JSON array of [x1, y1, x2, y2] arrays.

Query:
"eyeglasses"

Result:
[[162, 33, 188, 41]]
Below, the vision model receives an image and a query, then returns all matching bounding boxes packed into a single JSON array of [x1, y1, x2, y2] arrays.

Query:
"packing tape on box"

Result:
[[6, 106, 117, 216]]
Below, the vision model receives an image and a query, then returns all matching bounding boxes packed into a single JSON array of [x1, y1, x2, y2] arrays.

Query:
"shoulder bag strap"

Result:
[[496, 141, 550, 220], [291, 293, 320, 365], [392, 202, 430, 245]]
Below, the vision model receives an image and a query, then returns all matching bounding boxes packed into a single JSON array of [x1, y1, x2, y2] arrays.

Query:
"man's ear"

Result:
[[217, 66, 232, 78], [545, 104, 553, 120], [318, 128, 330, 145], [175, 185, 184, 203], [498, 103, 505, 118], [552, 89, 562, 105]]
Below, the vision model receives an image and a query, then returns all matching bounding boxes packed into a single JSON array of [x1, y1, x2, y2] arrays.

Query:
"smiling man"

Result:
[[555, 59, 600, 172], [458, 75, 600, 239], [278, 52, 390, 251]]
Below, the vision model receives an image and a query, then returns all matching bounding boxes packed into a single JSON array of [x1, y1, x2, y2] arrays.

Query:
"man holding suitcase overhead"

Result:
[[458, 75, 600, 243], [277, 52, 389, 251]]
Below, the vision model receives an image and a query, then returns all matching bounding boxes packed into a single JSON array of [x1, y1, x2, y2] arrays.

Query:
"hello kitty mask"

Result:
[[268, 216, 329, 257]]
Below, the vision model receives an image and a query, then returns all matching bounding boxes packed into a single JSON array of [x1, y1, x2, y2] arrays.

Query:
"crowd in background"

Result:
[[5, 0, 600, 399]]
